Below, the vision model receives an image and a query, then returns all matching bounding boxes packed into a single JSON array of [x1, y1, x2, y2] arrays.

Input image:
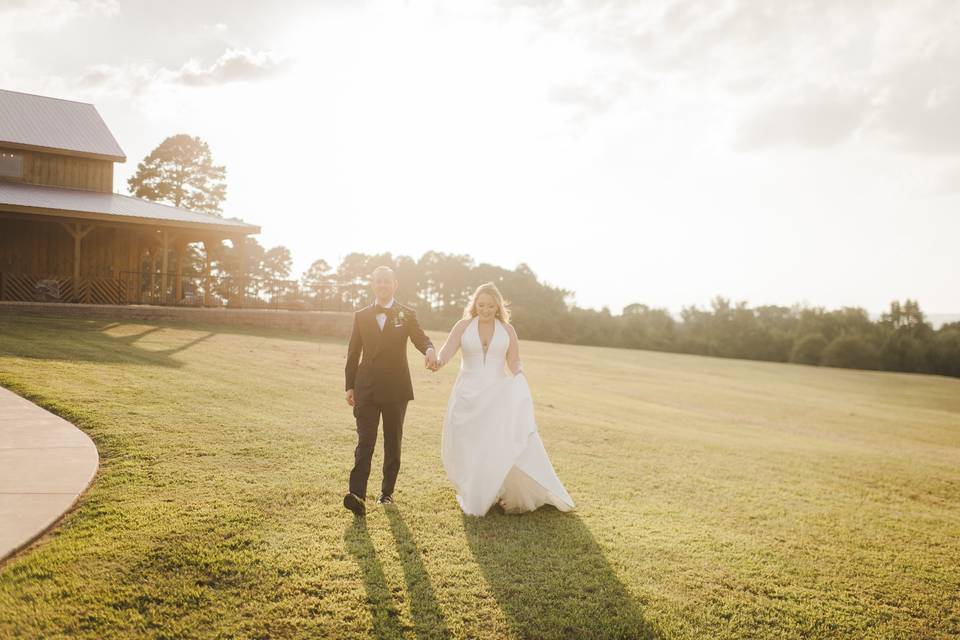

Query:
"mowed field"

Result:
[[0, 314, 958, 639]]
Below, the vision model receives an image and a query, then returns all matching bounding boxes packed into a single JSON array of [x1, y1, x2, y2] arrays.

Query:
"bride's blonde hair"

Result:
[[463, 282, 511, 323]]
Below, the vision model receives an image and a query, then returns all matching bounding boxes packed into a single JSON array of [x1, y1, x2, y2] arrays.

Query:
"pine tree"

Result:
[[127, 134, 226, 215]]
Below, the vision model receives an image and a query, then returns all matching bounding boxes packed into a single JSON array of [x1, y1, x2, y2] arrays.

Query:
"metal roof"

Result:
[[0, 89, 126, 162], [0, 181, 259, 234]]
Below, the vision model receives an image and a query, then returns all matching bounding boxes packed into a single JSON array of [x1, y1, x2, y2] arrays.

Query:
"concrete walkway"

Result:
[[0, 386, 99, 562]]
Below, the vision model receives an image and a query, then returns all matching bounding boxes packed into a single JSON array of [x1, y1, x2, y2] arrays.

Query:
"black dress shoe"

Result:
[[376, 494, 394, 505], [343, 492, 366, 516]]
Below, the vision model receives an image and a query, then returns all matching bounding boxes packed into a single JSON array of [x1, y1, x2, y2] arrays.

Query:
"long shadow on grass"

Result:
[[344, 513, 452, 640], [384, 507, 452, 640], [0, 317, 185, 367], [462, 508, 661, 640], [0, 315, 347, 367], [344, 517, 406, 639]]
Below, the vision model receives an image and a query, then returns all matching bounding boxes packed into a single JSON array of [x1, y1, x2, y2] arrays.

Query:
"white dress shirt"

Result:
[[375, 298, 395, 331]]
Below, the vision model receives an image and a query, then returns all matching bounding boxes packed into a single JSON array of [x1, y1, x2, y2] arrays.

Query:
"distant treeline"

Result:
[[284, 251, 959, 379]]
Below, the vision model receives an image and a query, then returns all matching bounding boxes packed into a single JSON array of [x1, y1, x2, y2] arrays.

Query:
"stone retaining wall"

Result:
[[0, 302, 354, 337]]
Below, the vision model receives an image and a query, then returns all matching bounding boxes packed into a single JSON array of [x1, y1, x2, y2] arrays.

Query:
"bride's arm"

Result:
[[505, 323, 523, 375], [437, 318, 470, 368]]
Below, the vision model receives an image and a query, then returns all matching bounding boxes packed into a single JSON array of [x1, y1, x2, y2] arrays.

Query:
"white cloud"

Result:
[[871, 43, 960, 155], [77, 62, 155, 95], [75, 49, 291, 96], [735, 86, 872, 150], [0, 0, 117, 33], [169, 49, 290, 87], [524, 0, 960, 158], [0, 0, 120, 97]]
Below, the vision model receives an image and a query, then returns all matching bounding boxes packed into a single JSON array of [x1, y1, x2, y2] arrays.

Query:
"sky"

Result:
[[2, 0, 958, 316]]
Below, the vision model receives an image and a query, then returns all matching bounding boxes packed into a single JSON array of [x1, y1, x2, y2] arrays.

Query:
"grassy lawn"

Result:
[[0, 314, 958, 639]]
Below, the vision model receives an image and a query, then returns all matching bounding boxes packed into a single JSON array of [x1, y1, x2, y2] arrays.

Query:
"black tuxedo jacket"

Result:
[[344, 302, 434, 406]]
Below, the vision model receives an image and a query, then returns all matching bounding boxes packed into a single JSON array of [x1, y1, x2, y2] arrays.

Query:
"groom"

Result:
[[343, 265, 437, 516]]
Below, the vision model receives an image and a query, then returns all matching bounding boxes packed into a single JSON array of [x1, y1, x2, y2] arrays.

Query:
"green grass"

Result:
[[0, 314, 958, 639]]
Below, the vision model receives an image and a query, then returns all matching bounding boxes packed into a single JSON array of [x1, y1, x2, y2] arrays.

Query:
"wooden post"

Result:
[[149, 247, 157, 303], [160, 230, 171, 305], [175, 240, 186, 305], [132, 236, 142, 304], [202, 239, 213, 307], [234, 235, 247, 309], [60, 221, 94, 302]]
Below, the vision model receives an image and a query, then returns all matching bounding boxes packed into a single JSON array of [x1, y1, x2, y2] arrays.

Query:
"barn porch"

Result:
[[0, 181, 260, 307]]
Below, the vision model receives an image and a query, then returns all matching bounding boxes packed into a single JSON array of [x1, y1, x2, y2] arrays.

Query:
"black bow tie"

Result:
[[375, 305, 392, 315]]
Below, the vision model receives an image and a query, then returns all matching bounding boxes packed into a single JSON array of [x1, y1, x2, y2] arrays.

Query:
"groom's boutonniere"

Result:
[[394, 309, 406, 328]]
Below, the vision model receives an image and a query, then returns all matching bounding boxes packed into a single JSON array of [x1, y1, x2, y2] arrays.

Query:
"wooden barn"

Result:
[[0, 89, 259, 306]]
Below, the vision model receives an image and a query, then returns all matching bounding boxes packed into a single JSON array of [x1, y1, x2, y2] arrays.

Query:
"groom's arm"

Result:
[[406, 307, 435, 356], [345, 312, 363, 392]]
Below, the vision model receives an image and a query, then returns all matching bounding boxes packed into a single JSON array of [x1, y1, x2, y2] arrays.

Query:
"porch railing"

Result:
[[0, 272, 125, 305]]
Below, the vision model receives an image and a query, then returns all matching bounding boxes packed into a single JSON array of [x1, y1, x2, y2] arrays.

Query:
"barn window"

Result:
[[0, 152, 22, 177]]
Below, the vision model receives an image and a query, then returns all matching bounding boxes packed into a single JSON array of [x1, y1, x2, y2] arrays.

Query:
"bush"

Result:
[[930, 330, 960, 377], [881, 333, 929, 372], [821, 335, 881, 370], [790, 333, 828, 365]]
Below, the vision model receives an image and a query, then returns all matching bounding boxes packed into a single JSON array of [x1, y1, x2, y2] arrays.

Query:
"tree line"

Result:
[[291, 251, 960, 379], [128, 134, 959, 378]]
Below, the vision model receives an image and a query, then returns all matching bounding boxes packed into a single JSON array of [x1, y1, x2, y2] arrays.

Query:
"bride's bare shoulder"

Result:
[[501, 321, 519, 340], [451, 317, 472, 333]]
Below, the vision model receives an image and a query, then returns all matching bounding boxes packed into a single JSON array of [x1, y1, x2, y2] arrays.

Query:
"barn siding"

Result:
[[1, 147, 114, 193], [0, 218, 137, 277]]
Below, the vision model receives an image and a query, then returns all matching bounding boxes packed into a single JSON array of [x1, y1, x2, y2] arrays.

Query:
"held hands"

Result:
[[425, 348, 440, 372]]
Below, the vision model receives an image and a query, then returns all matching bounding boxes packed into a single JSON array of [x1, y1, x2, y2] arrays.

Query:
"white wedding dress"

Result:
[[440, 317, 574, 516]]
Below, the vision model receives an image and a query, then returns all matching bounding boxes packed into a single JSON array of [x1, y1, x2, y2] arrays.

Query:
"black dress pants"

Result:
[[348, 401, 408, 500]]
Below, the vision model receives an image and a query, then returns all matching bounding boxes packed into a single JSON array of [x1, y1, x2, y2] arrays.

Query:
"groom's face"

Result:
[[371, 271, 398, 302]]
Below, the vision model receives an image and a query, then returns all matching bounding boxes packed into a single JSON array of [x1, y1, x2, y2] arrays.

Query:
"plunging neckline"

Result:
[[477, 317, 498, 365]]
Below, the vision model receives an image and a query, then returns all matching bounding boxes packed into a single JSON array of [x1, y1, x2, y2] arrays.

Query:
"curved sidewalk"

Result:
[[0, 386, 99, 562]]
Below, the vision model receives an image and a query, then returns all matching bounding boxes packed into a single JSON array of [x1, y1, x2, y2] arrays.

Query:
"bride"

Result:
[[434, 282, 574, 516]]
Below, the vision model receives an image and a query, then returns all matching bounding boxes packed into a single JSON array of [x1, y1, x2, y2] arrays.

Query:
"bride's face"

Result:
[[476, 293, 498, 320]]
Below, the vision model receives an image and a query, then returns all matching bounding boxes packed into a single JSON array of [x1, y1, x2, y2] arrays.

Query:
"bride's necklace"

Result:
[[479, 319, 494, 357]]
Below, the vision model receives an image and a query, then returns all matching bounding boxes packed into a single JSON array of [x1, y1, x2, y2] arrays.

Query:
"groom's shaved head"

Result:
[[371, 265, 396, 281]]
